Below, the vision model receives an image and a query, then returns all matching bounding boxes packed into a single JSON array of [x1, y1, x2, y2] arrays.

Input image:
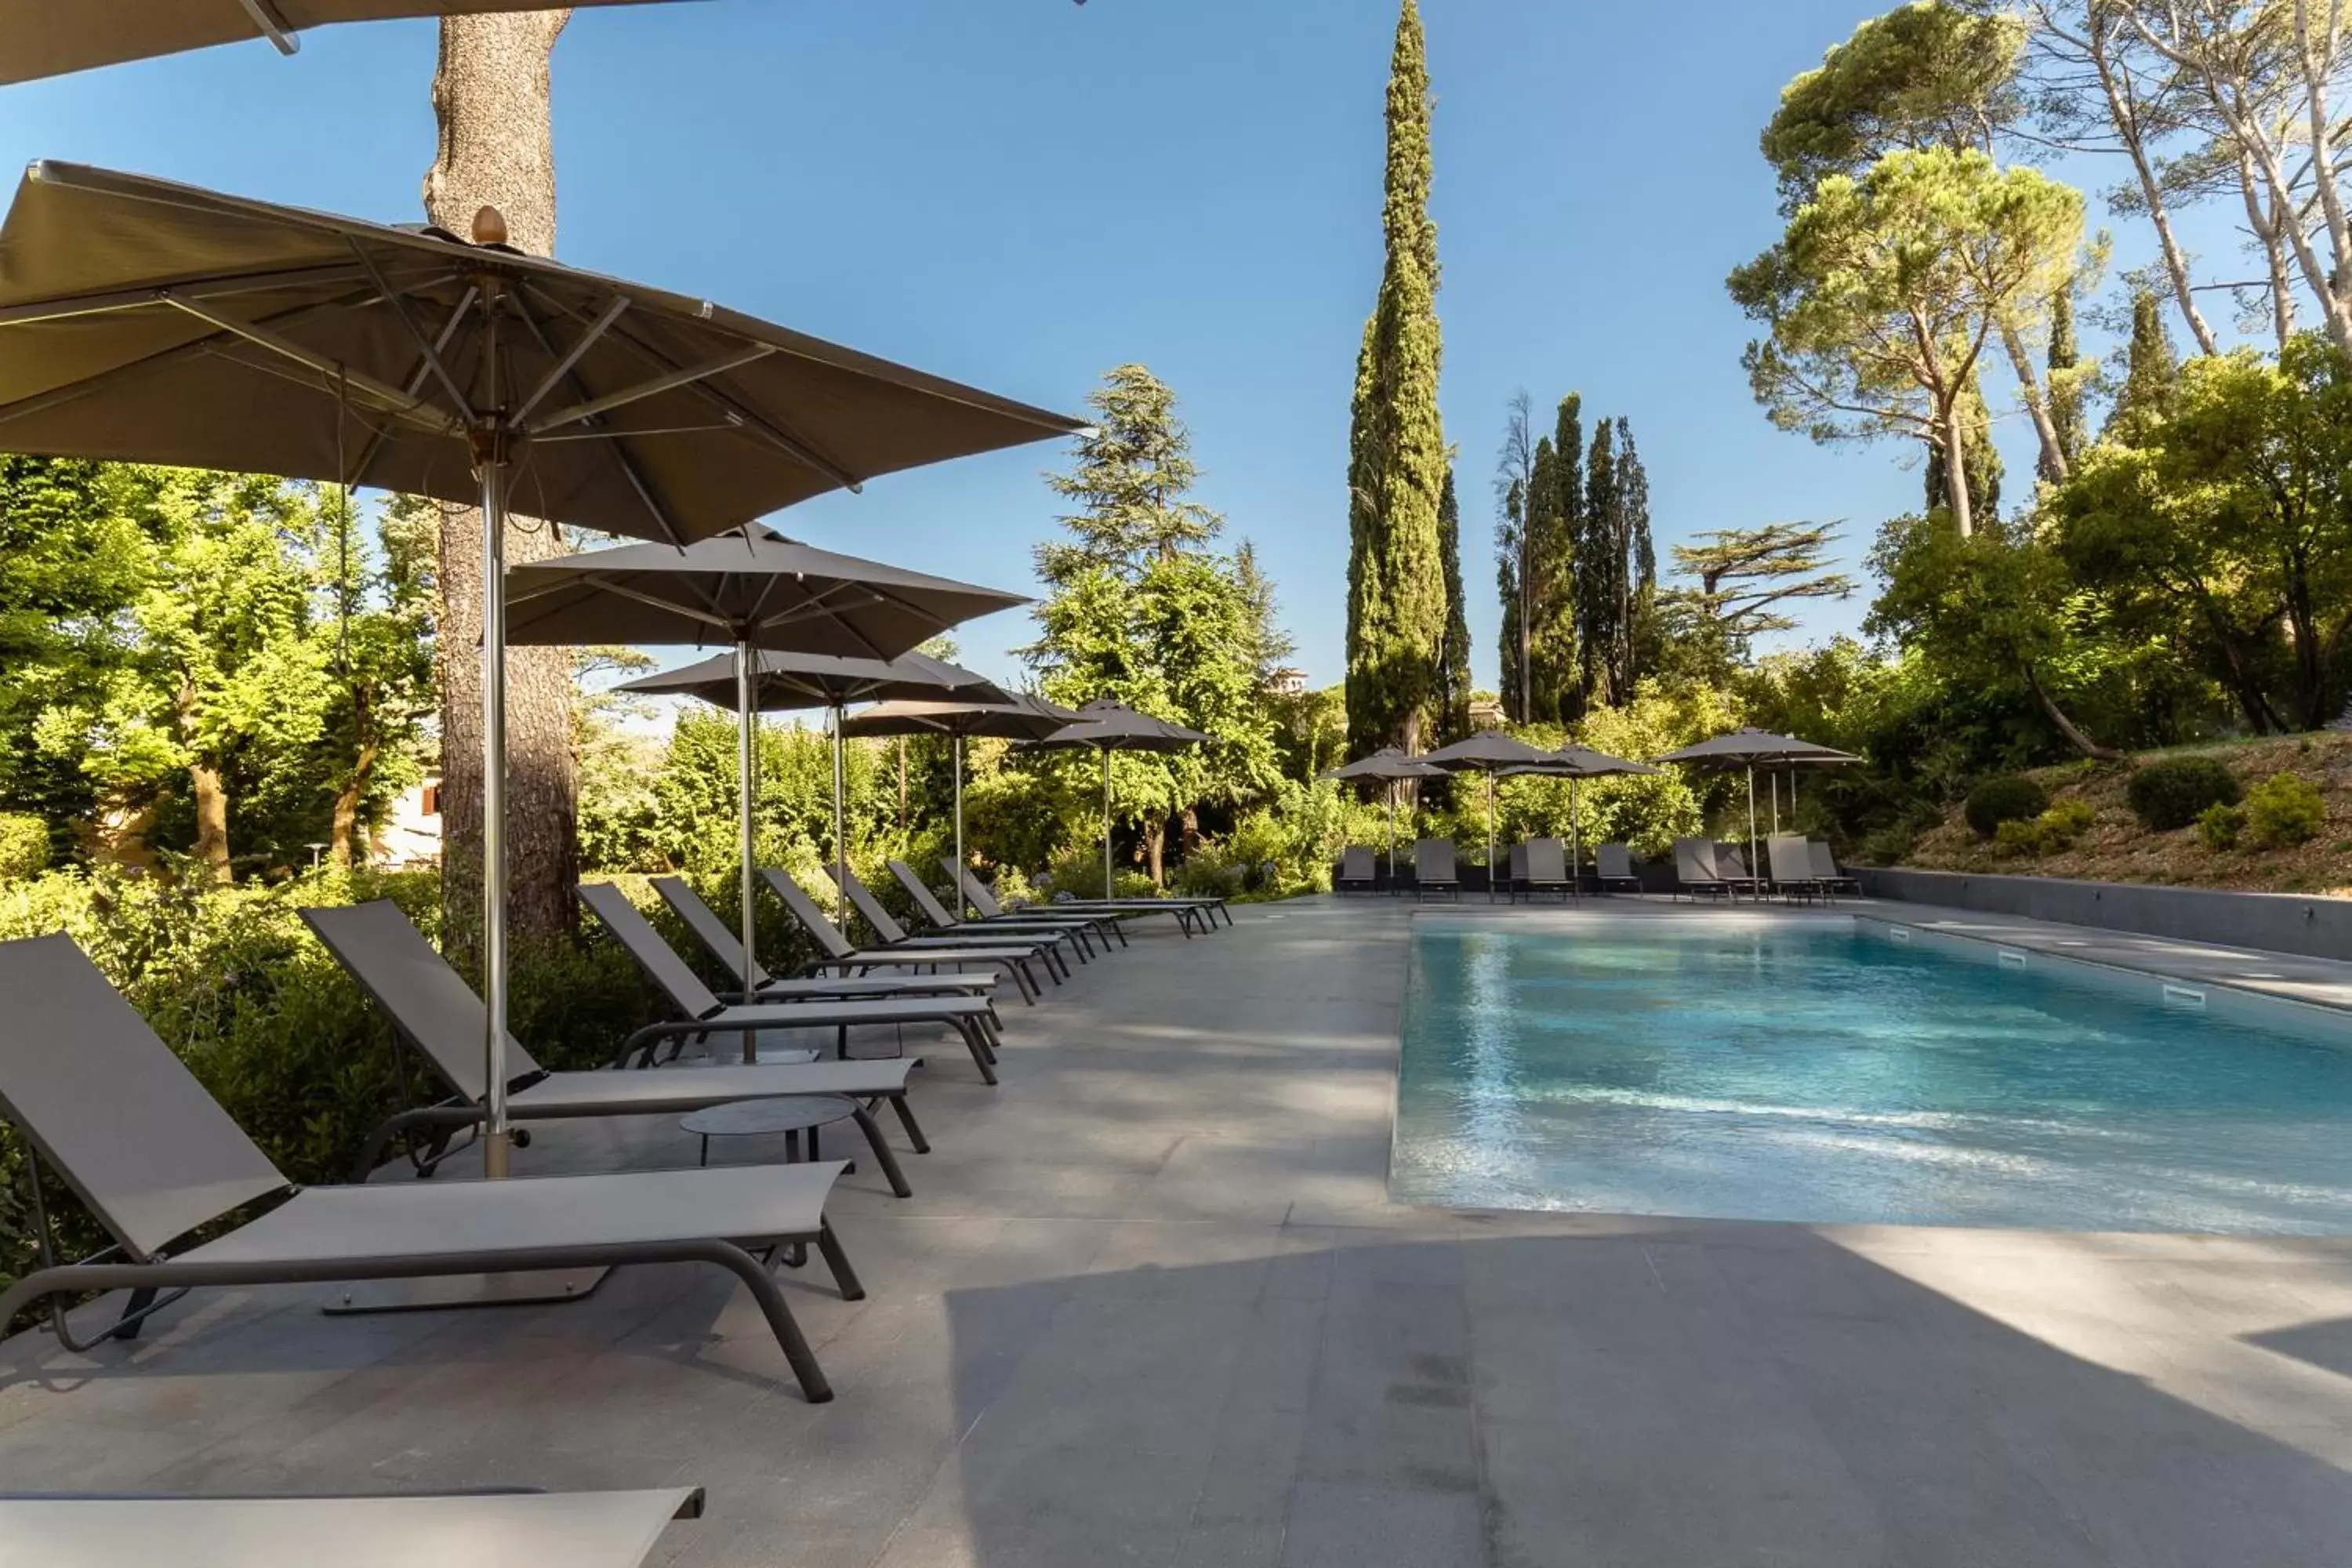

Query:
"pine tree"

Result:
[[1040, 364, 1222, 581], [1344, 0, 1449, 757], [1922, 376, 2002, 521], [1433, 468, 1472, 742], [2046, 285, 2085, 473], [2107, 290, 2176, 439]]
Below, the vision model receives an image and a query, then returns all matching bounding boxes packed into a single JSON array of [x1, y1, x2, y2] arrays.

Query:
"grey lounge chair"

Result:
[[0, 1488, 705, 1568], [1715, 842, 1764, 897], [830, 866, 1076, 980], [764, 867, 1046, 1003], [306, 898, 935, 1184], [1414, 838, 1459, 902], [1523, 838, 1571, 901], [650, 875, 1000, 1006], [1337, 846, 1377, 894], [885, 860, 1122, 953], [1505, 843, 1530, 902], [949, 862, 1216, 937], [572, 883, 1003, 1087], [1673, 839, 1731, 901], [0, 935, 856, 1402], [1596, 843, 1644, 893], [1769, 835, 1828, 903], [1811, 840, 1862, 895]]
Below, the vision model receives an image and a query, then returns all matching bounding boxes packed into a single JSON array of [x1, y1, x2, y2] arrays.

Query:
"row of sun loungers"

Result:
[[0, 861, 1224, 1422], [1340, 837, 1858, 902]]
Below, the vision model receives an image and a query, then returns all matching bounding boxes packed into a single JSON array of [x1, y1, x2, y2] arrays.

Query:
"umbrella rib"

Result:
[[575, 576, 738, 636], [523, 343, 779, 436], [0, 262, 372, 328], [160, 293, 432, 421], [512, 294, 630, 425], [501, 287, 686, 548], [235, 0, 301, 53], [346, 241, 476, 423], [342, 285, 481, 488], [593, 314, 865, 493]]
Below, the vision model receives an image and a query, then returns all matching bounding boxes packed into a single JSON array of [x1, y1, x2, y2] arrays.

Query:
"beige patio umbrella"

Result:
[[0, 160, 1082, 1175], [1, 0, 684, 85]]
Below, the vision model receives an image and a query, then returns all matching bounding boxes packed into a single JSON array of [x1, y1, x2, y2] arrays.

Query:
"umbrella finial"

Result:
[[470, 205, 508, 247]]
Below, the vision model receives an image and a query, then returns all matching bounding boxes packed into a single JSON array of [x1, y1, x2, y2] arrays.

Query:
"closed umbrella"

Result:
[[0, 161, 1080, 1175], [620, 649, 1009, 934], [840, 695, 1080, 916], [507, 530, 1025, 990], [3, 0, 689, 85], [1651, 728, 1860, 892], [1033, 700, 1210, 899], [1418, 731, 1559, 902], [1319, 747, 1447, 886], [1497, 744, 1661, 898]]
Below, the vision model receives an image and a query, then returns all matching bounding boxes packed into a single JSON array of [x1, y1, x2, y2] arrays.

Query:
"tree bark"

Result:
[[1941, 401, 1974, 538], [2022, 662, 2124, 760], [329, 736, 379, 869], [189, 760, 233, 883], [1999, 319, 2069, 485], [2090, 9, 2221, 356], [425, 9, 580, 964]]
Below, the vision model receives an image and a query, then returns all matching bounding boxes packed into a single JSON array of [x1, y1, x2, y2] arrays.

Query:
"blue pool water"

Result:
[[1392, 922, 2352, 1232]]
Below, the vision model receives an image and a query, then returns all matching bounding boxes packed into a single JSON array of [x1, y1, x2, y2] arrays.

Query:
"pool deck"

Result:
[[9, 892, 2352, 1565]]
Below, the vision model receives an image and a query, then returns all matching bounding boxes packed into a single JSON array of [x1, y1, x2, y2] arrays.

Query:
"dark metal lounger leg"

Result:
[[850, 1107, 913, 1198], [959, 1020, 999, 1085], [815, 1220, 864, 1303], [889, 1094, 931, 1154]]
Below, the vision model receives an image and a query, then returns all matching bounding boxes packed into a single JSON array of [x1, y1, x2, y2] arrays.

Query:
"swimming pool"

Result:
[[1391, 917, 2352, 1232]]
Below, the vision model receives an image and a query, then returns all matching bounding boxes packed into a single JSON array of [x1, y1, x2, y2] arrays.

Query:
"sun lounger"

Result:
[[1769, 835, 1828, 903], [1596, 843, 1644, 893], [0, 934, 857, 1401], [1337, 846, 1377, 894], [650, 875, 1001, 1005], [765, 867, 1046, 1002], [1414, 838, 1459, 902], [830, 867, 1075, 980], [1811, 840, 1862, 895], [307, 898, 938, 1183], [0, 1488, 706, 1568], [886, 860, 1121, 953], [1523, 838, 1571, 901], [1715, 842, 1763, 896], [1673, 838, 1731, 901], [571, 883, 1001, 1089], [1505, 843, 1529, 902], [949, 862, 1221, 937]]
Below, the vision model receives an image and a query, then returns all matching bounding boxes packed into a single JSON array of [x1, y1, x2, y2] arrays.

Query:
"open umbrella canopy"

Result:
[[1033, 699, 1211, 753], [1, 0, 688, 84], [619, 648, 1010, 712], [840, 693, 1080, 742], [1419, 730, 1559, 771], [1320, 746, 1447, 782], [1498, 744, 1663, 779], [1651, 728, 1860, 768], [0, 161, 1084, 539], [505, 529, 1028, 660]]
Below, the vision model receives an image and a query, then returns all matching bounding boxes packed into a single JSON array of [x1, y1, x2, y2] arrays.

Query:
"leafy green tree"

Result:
[[1730, 147, 2083, 535], [1920, 376, 2002, 520], [1433, 470, 1473, 742], [320, 491, 436, 867], [1345, 0, 1449, 757]]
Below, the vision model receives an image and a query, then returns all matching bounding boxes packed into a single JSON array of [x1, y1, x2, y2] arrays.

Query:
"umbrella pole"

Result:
[[1102, 746, 1113, 900], [1486, 770, 1497, 904], [832, 703, 848, 929], [735, 640, 758, 1064], [1747, 764, 1760, 902], [953, 733, 966, 918], [478, 449, 512, 1178], [1387, 781, 1396, 890], [1570, 775, 1581, 902]]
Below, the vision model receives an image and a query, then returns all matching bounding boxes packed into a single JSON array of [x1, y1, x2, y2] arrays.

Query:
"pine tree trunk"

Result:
[[2023, 662, 2122, 761], [1999, 321, 2067, 485], [1940, 403, 1974, 539], [425, 9, 580, 964], [329, 736, 379, 869], [190, 760, 233, 884]]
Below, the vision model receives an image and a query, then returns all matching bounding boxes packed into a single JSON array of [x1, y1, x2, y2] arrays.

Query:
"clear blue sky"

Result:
[[0, 0, 2208, 693]]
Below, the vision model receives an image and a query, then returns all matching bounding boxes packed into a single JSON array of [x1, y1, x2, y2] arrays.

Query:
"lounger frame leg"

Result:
[[887, 1093, 931, 1154], [848, 1107, 913, 1198], [815, 1220, 863, 1303]]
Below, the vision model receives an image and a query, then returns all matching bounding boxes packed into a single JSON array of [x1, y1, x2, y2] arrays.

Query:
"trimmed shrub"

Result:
[[2245, 772, 2326, 849], [2125, 757, 2241, 830], [0, 814, 44, 880], [2197, 802, 2245, 851], [1965, 775, 2048, 838], [1992, 798, 2095, 857]]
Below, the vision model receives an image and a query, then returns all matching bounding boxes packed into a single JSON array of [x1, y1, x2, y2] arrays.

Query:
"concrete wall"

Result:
[[1856, 866, 2352, 962]]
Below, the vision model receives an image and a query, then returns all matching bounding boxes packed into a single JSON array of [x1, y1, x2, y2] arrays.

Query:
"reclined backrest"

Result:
[[303, 899, 549, 1100], [574, 883, 725, 1022]]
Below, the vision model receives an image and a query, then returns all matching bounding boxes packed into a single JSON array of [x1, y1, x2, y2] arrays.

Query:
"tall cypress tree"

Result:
[[2046, 286, 2084, 474], [1433, 469, 1472, 742], [2107, 290, 2176, 439], [1617, 417, 1657, 694], [1578, 417, 1619, 709], [1344, 0, 1449, 756], [1522, 395, 1580, 723], [1494, 478, 1525, 721]]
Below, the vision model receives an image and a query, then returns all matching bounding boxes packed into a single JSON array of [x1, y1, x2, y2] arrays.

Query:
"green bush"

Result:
[[1965, 775, 2049, 838], [2197, 802, 2245, 851], [1991, 798, 2094, 858], [2245, 772, 2326, 849], [0, 814, 45, 880], [2125, 757, 2241, 830]]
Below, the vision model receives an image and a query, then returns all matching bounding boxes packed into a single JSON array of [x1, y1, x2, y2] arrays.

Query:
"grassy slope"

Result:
[[1904, 731, 2352, 896]]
